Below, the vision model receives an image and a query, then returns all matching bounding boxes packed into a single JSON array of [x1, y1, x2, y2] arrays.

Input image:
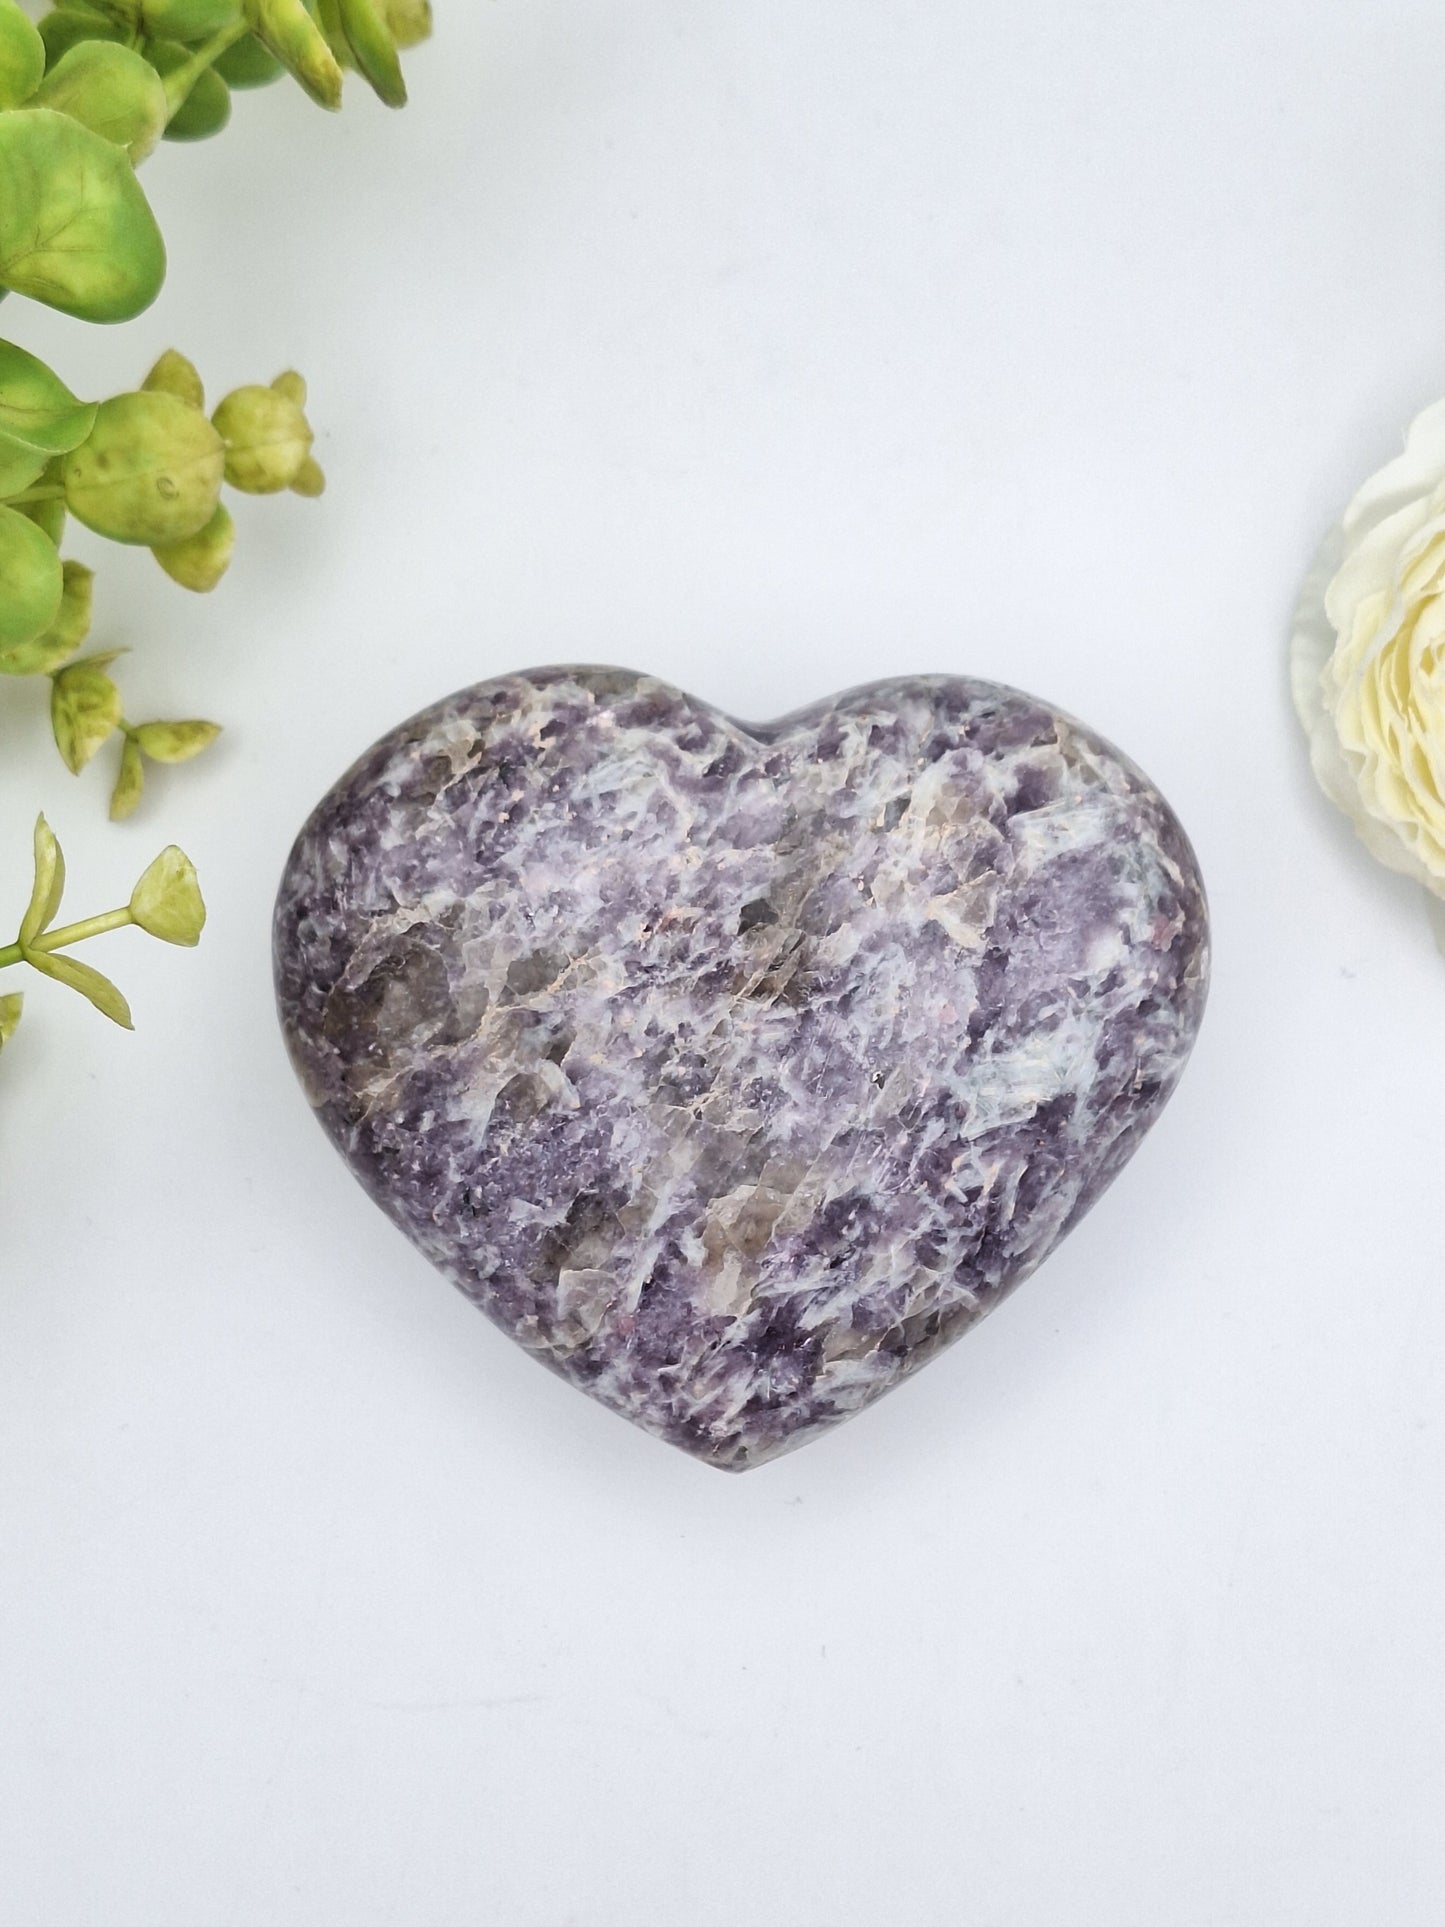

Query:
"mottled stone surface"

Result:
[[275, 668, 1209, 1470]]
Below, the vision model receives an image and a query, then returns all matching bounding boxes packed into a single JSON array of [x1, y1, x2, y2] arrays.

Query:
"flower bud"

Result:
[[64, 391, 225, 545], [243, 0, 343, 109], [0, 0, 45, 110], [212, 382, 312, 493], [336, 0, 405, 106], [0, 504, 64, 655], [142, 348, 205, 411], [30, 41, 170, 164], [271, 368, 306, 407], [152, 501, 235, 591], [382, 0, 431, 53], [130, 846, 206, 946], [0, 992, 22, 1052]]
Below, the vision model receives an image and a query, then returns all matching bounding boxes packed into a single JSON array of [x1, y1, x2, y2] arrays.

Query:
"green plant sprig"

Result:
[[0, 813, 206, 1046], [2, 344, 318, 810], [0, 0, 430, 1073]]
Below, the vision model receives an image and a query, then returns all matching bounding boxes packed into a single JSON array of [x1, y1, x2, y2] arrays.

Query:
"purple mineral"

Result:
[[274, 669, 1209, 1469]]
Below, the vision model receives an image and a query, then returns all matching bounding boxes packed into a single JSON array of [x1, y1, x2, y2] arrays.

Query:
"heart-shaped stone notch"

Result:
[[275, 669, 1209, 1470]]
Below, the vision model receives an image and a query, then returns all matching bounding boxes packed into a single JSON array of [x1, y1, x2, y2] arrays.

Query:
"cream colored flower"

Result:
[[1292, 398, 1445, 915]]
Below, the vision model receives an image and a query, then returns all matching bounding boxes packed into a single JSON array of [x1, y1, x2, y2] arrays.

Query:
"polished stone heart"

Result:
[[274, 668, 1209, 1469]]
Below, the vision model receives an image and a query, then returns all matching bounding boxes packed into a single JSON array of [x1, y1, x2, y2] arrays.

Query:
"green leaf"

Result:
[[13, 457, 67, 544], [109, 732, 144, 819], [134, 717, 220, 762], [19, 813, 65, 947], [63, 390, 224, 546], [0, 556, 93, 675], [336, 0, 404, 106], [51, 652, 123, 772], [38, 10, 128, 71], [140, 0, 243, 35], [25, 946, 133, 1028], [0, 991, 22, 1051], [30, 40, 170, 163], [0, 503, 64, 653], [130, 844, 204, 945], [0, 108, 166, 322], [214, 29, 282, 86], [0, 1, 46, 111], [0, 338, 98, 496], [152, 499, 233, 590], [141, 346, 204, 410]]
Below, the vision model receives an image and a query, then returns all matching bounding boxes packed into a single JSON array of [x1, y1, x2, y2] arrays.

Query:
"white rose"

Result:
[[1292, 398, 1445, 927]]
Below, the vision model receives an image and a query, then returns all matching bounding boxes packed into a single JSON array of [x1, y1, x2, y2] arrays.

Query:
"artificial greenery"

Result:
[[0, 0, 430, 1047]]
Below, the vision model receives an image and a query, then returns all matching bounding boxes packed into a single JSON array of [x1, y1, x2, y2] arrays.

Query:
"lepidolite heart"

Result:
[[274, 668, 1209, 1469]]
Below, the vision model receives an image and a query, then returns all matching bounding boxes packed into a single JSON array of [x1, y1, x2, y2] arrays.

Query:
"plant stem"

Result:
[[162, 20, 251, 122], [0, 909, 135, 971], [1, 485, 65, 508], [32, 909, 134, 953]]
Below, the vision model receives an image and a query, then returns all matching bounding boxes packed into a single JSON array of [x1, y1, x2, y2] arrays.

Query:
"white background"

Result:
[[2, 3, 1444, 1921]]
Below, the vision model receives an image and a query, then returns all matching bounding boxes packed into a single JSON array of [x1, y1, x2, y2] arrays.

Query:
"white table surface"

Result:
[[3, 4, 1443, 1922]]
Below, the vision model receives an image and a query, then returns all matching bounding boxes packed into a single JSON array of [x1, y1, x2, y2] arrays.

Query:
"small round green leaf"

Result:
[[147, 39, 231, 139], [0, 502, 64, 653], [0, 338, 99, 495], [0, 0, 46, 110], [15, 467, 67, 546], [38, 10, 128, 71], [30, 40, 170, 162], [214, 30, 282, 86], [141, 0, 242, 36], [0, 557, 93, 675], [63, 390, 224, 545], [0, 109, 166, 321]]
